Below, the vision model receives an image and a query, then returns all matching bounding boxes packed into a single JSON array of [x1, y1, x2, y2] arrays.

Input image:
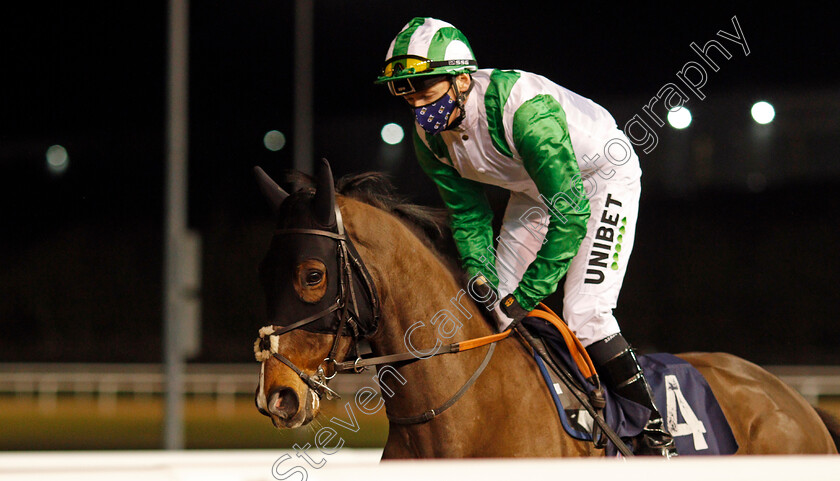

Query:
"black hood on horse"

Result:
[[254, 159, 379, 339]]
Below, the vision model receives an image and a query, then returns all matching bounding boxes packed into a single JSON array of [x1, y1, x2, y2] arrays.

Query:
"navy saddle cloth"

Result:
[[522, 317, 739, 456]]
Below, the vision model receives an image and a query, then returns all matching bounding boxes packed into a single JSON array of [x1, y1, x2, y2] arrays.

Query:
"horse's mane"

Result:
[[336, 172, 449, 241]]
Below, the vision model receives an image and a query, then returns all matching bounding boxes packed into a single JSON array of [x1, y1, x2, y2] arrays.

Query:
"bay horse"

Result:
[[253, 159, 839, 458]]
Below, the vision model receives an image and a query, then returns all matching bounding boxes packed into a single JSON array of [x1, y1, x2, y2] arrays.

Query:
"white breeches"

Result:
[[494, 165, 641, 347]]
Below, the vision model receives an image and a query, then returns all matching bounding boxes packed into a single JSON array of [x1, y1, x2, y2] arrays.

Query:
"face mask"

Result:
[[414, 92, 456, 135]]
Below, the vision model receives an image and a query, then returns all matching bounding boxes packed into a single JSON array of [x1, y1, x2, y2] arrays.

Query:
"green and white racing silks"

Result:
[[415, 69, 640, 312]]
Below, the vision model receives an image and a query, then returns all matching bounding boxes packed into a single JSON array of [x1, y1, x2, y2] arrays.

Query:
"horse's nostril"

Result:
[[268, 388, 299, 420]]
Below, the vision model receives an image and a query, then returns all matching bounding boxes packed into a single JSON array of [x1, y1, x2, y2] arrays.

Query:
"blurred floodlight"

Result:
[[46, 145, 69, 174], [751, 101, 775, 125], [381, 123, 404, 145], [263, 130, 286, 151], [667, 107, 692, 129]]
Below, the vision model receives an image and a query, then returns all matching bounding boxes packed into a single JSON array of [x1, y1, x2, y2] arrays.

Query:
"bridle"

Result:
[[254, 201, 510, 425], [256, 204, 380, 403]]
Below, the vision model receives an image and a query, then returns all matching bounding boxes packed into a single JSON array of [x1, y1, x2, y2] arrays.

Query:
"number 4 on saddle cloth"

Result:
[[522, 307, 738, 457]]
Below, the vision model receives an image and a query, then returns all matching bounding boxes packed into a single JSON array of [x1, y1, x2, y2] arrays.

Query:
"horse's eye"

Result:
[[295, 261, 327, 302], [305, 270, 323, 286]]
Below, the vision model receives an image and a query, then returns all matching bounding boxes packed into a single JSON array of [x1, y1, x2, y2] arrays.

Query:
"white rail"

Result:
[[0, 363, 838, 412], [0, 363, 373, 414]]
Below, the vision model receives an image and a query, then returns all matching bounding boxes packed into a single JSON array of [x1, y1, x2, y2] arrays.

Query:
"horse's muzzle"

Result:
[[267, 387, 318, 429]]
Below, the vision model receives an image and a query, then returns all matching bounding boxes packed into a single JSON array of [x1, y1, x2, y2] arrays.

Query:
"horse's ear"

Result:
[[254, 166, 289, 213], [313, 158, 336, 226]]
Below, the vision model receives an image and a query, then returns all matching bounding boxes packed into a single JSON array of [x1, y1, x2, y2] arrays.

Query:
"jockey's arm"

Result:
[[509, 94, 591, 312], [413, 128, 499, 287]]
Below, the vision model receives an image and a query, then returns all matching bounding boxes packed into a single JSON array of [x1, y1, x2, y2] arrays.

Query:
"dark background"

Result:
[[1, 2, 838, 364]]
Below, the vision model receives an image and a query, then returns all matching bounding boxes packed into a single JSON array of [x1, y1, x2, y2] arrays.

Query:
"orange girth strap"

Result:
[[526, 303, 598, 381]]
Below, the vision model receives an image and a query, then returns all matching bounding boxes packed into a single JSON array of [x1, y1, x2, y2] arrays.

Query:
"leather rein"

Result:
[[256, 205, 510, 424]]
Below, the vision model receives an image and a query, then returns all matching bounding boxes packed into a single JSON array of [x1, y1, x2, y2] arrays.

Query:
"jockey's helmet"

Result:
[[376, 17, 478, 96]]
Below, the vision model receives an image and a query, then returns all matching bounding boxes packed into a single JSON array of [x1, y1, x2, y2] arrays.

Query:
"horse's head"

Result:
[[252, 159, 379, 429]]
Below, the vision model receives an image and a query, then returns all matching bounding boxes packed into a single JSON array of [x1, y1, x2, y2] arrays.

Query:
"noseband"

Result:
[[255, 204, 380, 402]]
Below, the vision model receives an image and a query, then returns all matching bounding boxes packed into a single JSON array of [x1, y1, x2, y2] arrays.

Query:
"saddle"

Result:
[[522, 304, 738, 456]]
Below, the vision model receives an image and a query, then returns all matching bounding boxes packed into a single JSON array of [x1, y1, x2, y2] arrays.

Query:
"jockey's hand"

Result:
[[491, 303, 515, 332], [470, 275, 522, 332], [499, 294, 530, 331]]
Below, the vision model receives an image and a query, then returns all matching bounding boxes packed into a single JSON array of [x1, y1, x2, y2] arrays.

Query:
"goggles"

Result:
[[380, 55, 476, 96]]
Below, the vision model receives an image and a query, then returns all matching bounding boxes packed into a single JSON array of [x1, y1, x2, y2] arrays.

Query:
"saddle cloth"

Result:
[[522, 314, 739, 456]]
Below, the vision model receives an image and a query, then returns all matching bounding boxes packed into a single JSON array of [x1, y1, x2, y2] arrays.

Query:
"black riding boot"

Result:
[[586, 333, 678, 457]]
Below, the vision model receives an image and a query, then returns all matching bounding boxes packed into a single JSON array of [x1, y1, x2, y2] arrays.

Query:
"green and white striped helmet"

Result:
[[376, 17, 478, 96]]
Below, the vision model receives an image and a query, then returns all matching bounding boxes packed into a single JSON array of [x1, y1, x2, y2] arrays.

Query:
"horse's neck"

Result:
[[340, 197, 493, 353], [340, 197, 585, 457]]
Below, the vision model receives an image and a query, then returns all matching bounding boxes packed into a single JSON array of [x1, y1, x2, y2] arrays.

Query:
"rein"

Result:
[[332, 330, 510, 372], [335, 329, 510, 424]]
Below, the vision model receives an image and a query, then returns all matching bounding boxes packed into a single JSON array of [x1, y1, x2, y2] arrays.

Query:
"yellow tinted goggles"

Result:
[[380, 55, 475, 78], [381, 55, 435, 78]]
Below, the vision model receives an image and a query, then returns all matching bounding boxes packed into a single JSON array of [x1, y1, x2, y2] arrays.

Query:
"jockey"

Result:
[[376, 17, 676, 457]]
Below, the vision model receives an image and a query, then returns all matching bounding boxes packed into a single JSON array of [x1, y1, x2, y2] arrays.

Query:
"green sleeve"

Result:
[[412, 128, 499, 287], [510, 95, 591, 311]]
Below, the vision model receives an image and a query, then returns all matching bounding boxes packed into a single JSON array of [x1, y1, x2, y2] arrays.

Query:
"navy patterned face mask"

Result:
[[414, 92, 455, 135]]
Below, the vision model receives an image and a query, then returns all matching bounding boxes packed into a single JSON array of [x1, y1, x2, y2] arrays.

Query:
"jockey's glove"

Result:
[[470, 275, 526, 332], [499, 293, 529, 330]]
